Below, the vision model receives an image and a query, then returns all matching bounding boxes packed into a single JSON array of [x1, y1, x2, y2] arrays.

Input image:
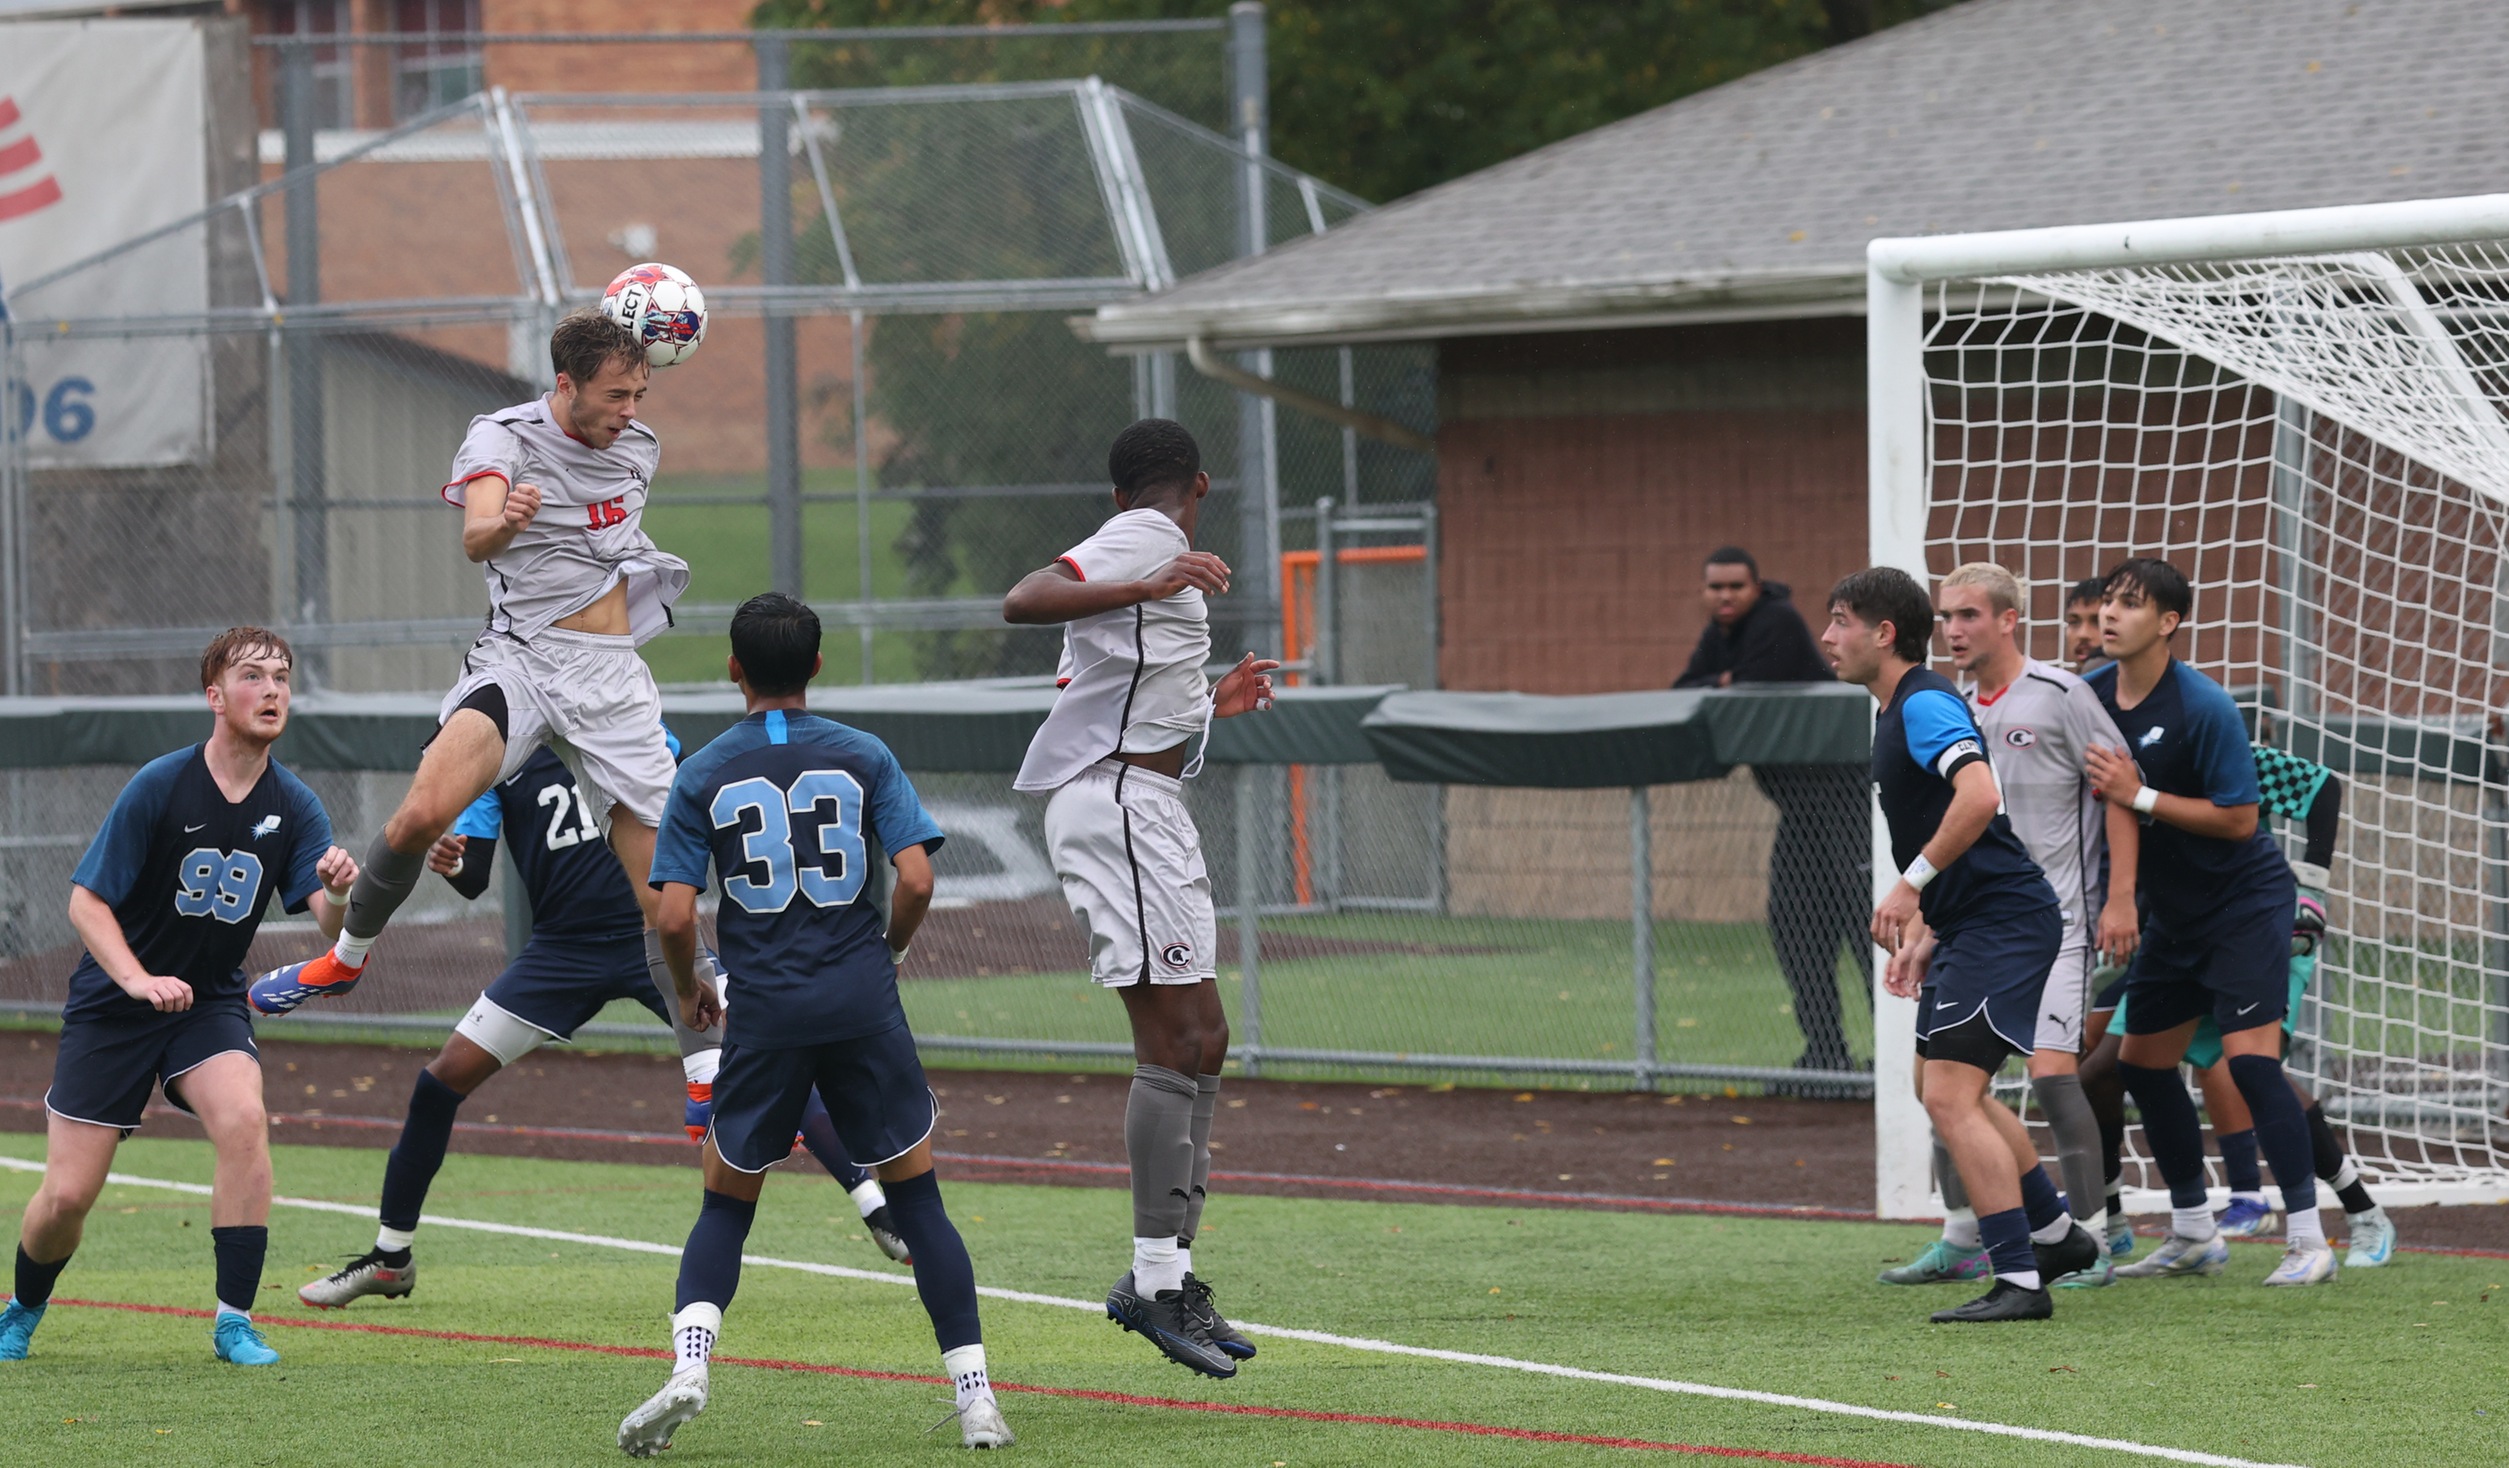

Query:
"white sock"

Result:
[[2085, 1208, 2110, 1256], [2029, 1213, 2075, 1246], [375, 1225, 415, 1253], [216, 1303, 251, 1322], [2286, 1205, 2326, 1251], [1176, 1244, 1193, 1278], [682, 1049, 721, 1087], [848, 1180, 886, 1219], [1133, 1236, 1184, 1296], [333, 932, 375, 966], [672, 1302, 721, 1372], [1941, 1208, 1981, 1249], [942, 1343, 991, 1407], [2000, 1268, 2042, 1290], [2172, 1206, 2219, 1242]]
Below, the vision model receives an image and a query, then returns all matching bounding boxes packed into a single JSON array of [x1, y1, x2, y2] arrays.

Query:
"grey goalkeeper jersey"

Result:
[[442, 397, 690, 645], [1964, 658, 2128, 931]]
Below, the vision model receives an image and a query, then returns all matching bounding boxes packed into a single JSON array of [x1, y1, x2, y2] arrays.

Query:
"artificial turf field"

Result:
[[2, 1135, 2502, 1468]]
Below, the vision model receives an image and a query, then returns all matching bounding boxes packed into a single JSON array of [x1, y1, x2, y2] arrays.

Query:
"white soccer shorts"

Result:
[[2034, 925, 2098, 1055], [1043, 759, 1217, 988], [440, 626, 674, 830]]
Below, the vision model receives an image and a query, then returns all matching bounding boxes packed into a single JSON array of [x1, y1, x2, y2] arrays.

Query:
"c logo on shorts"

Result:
[[1161, 942, 1194, 968], [2003, 727, 2038, 749]]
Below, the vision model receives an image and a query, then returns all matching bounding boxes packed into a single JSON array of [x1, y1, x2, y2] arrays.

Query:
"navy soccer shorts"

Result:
[[2121, 894, 2293, 1039], [47, 999, 258, 1134], [1914, 902, 2062, 1067], [707, 1019, 935, 1175], [474, 930, 667, 1043]]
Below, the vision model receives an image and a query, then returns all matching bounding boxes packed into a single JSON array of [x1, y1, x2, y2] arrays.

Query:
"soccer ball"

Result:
[[601, 262, 708, 368]]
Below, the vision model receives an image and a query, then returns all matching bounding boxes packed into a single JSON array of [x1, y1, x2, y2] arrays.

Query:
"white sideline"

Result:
[[0, 1153, 2308, 1468]]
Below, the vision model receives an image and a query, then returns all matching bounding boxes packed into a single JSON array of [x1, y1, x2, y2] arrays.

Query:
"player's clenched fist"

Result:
[[1213, 651, 1279, 717], [503, 480, 543, 532], [1140, 551, 1229, 600], [316, 844, 360, 898], [426, 832, 468, 877]]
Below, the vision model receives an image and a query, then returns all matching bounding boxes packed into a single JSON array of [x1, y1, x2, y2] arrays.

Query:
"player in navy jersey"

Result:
[[2, 629, 357, 1367], [1820, 569, 2095, 1322], [2084, 558, 2334, 1286], [298, 741, 908, 1311], [618, 594, 1009, 1455]]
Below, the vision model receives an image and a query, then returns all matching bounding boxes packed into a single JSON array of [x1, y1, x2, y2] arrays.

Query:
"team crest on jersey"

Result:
[[1160, 942, 1194, 968], [251, 815, 283, 838], [2003, 727, 2037, 749], [2137, 726, 2166, 748]]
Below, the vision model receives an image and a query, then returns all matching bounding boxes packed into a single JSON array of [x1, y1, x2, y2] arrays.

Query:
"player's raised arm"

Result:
[[458, 474, 543, 564], [304, 846, 361, 942], [1001, 550, 1231, 626]]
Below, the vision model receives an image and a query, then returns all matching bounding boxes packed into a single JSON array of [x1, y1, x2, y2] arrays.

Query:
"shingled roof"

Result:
[[1084, 0, 2509, 349]]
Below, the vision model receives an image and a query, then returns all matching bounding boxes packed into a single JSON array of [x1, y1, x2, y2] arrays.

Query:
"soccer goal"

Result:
[[1867, 193, 2509, 1218]]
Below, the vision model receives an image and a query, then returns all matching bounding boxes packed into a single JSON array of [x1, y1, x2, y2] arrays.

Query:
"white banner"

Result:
[[0, 19, 207, 468]]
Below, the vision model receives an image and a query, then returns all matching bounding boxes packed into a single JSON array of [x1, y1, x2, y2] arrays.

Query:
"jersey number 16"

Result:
[[710, 771, 869, 914]]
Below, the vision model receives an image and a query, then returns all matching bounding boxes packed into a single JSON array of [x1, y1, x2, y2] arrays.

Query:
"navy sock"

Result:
[[13, 1244, 68, 1309], [2119, 1062, 2211, 1209], [883, 1170, 982, 1353], [2226, 1054, 2319, 1215], [379, 1070, 467, 1241], [1977, 1207, 2036, 1285], [675, 1190, 757, 1313], [2216, 1127, 2262, 1195], [210, 1225, 266, 1314], [2017, 1164, 2067, 1233], [796, 1092, 872, 1192]]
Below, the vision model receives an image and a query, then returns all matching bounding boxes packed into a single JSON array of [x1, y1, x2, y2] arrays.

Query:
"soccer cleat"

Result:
[[683, 1081, 713, 1144], [2051, 1254, 2115, 1290], [2344, 1206, 2398, 1269], [929, 1394, 1016, 1449], [1106, 1269, 1235, 1379], [299, 1249, 415, 1309], [2262, 1241, 2340, 1287], [2107, 1213, 2138, 1261], [2114, 1232, 2230, 1279], [1876, 1237, 1992, 1285], [2216, 1195, 2278, 1239], [248, 951, 366, 1016], [2032, 1220, 2101, 1281], [212, 1314, 281, 1366], [862, 1205, 914, 1266], [1182, 1272, 1255, 1360], [1930, 1279, 2053, 1322], [0, 1298, 44, 1359], [619, 1366, 709, 1458]]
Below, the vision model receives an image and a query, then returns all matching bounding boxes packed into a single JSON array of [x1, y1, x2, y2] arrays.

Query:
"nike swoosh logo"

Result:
[[183, 823, 206, 833], [2237, 1002, 2260, 1015]]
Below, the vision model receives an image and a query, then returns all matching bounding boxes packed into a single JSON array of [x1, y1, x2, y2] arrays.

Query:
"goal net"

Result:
[[1868, 196, 2509, 1215]]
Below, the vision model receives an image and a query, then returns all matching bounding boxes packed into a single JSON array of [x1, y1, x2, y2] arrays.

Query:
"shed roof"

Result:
[[1085, 0, 2509, 349]]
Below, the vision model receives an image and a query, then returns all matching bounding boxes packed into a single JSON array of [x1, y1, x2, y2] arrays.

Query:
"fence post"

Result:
[[1630, 785, 1655, 1088], [1227, 3, 1275, 658], [757, 36, 804, 600], [280, 38, 327, 681], [1236, 762, 1263, 1076], [1312, 496, 1339, 907]]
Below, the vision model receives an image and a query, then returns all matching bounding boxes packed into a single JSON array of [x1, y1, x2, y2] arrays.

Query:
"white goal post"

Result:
[[1868, 193, 2509, 1219]]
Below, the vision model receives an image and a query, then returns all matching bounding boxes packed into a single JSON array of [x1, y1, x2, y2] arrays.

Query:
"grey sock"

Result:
[[651, 932, 715, 1056], [1125, 1065, 1198, 1241], [1933, 1135, 1970, 1213], [344, 836, 427, 941], [1180, 1073, 1221, 1244], [2032, 1073, 2106, 1223]]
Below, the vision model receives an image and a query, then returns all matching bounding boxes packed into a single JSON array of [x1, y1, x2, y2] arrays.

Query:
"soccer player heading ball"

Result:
[[248, 311, 692, 1034], [1003, 419, 1279, 1378]]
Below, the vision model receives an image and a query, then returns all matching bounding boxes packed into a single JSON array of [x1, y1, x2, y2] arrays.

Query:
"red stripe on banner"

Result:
[[0, 135, 41, 176], [0, 175, 61, 223], [51, 1298, 1923, 1465]]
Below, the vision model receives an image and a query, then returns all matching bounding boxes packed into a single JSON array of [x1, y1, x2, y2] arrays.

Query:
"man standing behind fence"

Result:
[[1673, 547, 1870, 1079]]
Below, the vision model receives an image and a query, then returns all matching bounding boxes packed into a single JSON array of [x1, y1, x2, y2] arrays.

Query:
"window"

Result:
[[393, 0, 483, 122], [267, 0, 353, 131]]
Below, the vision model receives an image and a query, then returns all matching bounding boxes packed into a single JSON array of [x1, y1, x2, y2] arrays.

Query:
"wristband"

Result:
[[2131, 786, 2160, 816], [889, 944, 910, 967], [1902, 854, 1939, 892]]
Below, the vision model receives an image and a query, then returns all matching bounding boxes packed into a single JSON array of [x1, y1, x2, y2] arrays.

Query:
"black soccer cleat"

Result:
[[1930, 1279, 2053, 1323], [1182, 1272, 1255, 1360], [2032, 1220, 2101, 1282], [861, 1205, 914, 1266], [1107, 1269, 1236, 1379]]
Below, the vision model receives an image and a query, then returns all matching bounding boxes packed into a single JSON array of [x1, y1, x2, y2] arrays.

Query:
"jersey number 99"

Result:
[[710, 771, 869, 914], [175, 848, 265, 924]]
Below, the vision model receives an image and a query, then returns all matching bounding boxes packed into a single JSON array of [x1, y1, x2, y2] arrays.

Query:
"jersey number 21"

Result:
[[710, 771, 868, 914]]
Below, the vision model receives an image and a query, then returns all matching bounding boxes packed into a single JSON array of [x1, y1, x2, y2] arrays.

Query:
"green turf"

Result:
[[3, 1135, 2502, 1467]]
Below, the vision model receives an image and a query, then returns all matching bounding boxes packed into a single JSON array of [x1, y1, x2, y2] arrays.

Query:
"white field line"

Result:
[[0, 1154, 2307, 1468]]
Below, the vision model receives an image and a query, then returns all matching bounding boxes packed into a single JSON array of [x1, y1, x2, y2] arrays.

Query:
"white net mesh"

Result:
[[1925, 238, 2509, 1195]]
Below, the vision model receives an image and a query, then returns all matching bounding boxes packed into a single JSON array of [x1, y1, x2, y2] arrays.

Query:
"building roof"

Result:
[[1085, 0, 2509, 349]]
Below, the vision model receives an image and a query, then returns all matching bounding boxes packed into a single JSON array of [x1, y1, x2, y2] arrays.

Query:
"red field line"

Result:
[[53, 1297, 1919, 1466]]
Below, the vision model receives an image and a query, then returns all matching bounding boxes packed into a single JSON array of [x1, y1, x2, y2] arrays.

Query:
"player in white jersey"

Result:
[[1004, 419, 1277, 1380], [247, 312, 694, 1029], [1879, 564, 2142, 1290]]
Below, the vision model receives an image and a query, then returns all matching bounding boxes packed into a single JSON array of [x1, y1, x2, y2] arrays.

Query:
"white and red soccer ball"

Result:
[[601, 262, 708, 368]]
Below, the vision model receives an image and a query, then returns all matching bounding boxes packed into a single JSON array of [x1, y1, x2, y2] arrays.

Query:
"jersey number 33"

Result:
[[711, 771, 869, 913]]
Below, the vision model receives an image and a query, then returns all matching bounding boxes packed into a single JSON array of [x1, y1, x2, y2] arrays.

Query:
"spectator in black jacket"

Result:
[[1674, 547, 1871, 1080]]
